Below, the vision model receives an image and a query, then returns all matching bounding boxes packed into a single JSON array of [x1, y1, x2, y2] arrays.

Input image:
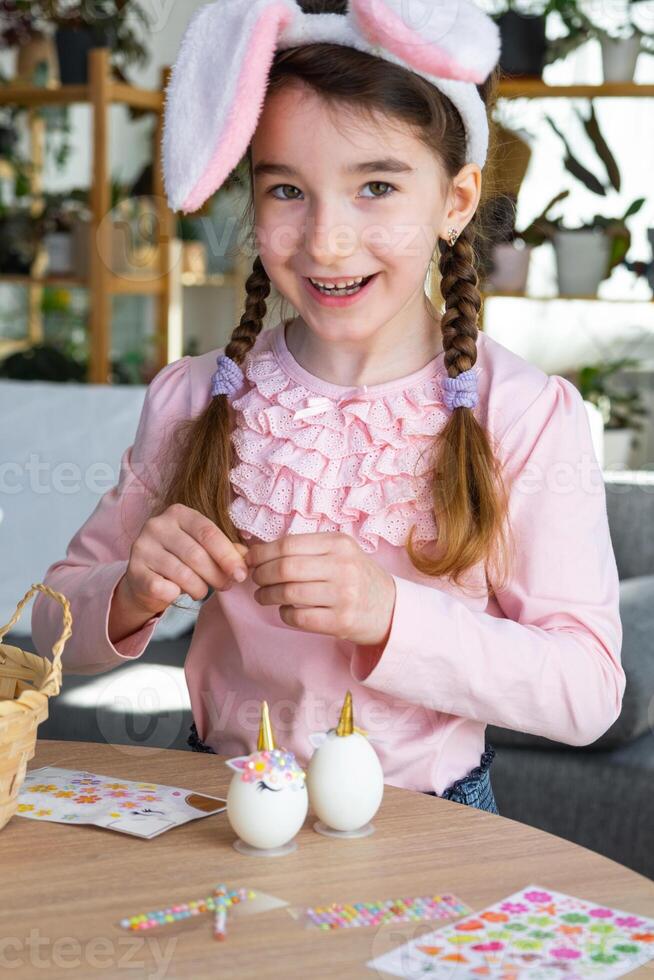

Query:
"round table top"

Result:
[[2, 740, 653, 979]]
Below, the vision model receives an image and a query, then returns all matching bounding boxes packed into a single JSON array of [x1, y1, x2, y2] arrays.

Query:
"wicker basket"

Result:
[[0, 583, 72, 831]]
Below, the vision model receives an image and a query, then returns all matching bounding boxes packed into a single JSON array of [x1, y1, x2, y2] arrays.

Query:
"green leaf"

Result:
[[545, 116, 607, 196], [623, 197, 645, 219], [578, 103, 621, 192]]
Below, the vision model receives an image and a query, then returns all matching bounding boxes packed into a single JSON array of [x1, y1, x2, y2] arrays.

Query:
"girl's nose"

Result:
[[303, 206, 357, 267]]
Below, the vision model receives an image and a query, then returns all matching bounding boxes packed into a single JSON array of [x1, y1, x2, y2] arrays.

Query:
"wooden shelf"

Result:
[[108, 83, 162, 113], [0, 273, 166, 295], [0, 83, 89, 107], [0, 80, 162, 112], [0, 49, 175, 383], [0, 337, 30, 358], [497, 80, 654, 99], [0, 274, 87, 289], [109, 274, 166, 296]]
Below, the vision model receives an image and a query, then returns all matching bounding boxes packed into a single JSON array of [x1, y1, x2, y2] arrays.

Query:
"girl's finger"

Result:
[[152, 548, 214, 601], [279, 605, 337, 635], [155, 523, 234, 590], [174, 505, 248, 579], [250, 555, 334, 587], [254, 581, 339, 608], [245, 531, 338, 569]]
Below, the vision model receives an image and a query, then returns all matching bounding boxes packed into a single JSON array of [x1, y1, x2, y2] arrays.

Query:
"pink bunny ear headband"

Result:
[[163, 0, 500, 412]]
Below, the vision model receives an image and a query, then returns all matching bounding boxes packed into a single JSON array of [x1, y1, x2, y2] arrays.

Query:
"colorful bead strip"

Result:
[[302, 894, 471, 931], [120, 886, 255, 931], [213, 884, 230, 941]]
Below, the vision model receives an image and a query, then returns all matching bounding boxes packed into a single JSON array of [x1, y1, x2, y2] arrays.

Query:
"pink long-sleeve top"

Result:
[[32, 319, 625, 795]]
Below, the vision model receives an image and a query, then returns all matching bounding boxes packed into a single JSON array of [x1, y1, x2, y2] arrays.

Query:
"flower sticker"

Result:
[[550, 947, 582, 960]]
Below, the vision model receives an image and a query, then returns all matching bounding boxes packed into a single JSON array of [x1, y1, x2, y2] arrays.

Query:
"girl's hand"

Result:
[[245, 531, 396, 647], [120, 503, 250, 618]]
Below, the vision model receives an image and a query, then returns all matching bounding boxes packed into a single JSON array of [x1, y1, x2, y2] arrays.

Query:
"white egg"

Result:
[[226, 749, 308, 850], [307, 730, 384, 832]]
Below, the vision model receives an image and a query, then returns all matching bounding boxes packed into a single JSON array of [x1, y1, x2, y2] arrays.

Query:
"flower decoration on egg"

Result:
[[228, 747, 306, 792]]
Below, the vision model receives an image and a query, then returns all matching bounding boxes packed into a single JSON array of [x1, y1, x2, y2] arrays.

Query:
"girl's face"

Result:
[[251, 84, 456, 349]]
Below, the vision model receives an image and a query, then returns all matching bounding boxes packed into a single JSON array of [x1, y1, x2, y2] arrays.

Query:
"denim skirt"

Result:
[[187, 724, 499, 815]]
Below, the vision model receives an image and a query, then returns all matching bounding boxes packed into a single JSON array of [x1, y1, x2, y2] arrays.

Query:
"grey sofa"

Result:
[[6, 471, 652, 880], [487, 470, 654, 881]]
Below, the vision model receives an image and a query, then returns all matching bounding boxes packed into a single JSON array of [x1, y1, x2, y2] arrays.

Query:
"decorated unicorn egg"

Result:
[[225, 700, 308, 855], [306, 691, 384, 836]]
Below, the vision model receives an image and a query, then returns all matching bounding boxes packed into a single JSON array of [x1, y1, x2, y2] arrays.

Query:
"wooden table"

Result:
[[1, 741, 653, 980]]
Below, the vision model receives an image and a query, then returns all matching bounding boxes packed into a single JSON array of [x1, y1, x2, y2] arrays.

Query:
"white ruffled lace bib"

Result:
[[227, 322, 479, 553]]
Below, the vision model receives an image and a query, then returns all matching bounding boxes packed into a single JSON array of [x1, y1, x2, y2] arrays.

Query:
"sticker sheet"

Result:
[[367, 884, 654, 980], [17, 766, 226, 839]]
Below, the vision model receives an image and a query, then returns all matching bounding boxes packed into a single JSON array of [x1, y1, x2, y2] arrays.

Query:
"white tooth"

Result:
[[311, 276, 364, 288]]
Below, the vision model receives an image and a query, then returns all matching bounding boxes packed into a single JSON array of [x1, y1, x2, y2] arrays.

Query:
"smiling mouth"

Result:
[[306, 274, 377, 296]]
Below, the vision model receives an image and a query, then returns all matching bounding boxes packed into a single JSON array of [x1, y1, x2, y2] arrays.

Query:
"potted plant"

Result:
[[0, 340, 86, 380], [544, 105, 645, 295], [490, 0, 549, 79], [40, 191, 89, 275], [40, 0, 151, 85], [545, 0, 654, 82], [0, 106, 19, 156], [0, 1, 59, 85], [0, 143, 43, 274], [569, 358, 649, 469], [480, 189, 570, 292], [0, 203, 45, 274]]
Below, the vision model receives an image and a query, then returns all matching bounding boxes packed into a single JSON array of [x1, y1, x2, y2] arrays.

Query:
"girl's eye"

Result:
[[269, 184, 302, 200], [360, 181, 396, 198], [267, 181, 396, 201]]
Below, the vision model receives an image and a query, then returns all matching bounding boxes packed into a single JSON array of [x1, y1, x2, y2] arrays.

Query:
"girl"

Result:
[[32, 0, 625, 815]]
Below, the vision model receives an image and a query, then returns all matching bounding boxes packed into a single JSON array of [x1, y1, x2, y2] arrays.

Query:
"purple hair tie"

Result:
[[441, 367, 479, 411], [211, 353, 244, 399]]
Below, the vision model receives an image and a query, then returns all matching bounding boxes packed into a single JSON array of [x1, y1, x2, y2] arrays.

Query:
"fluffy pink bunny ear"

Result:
[[163, 0, 298, 214], [349, 0, 500, 84]]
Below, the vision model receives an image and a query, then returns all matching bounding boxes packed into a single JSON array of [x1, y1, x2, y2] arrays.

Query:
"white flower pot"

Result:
[[600, 34, 642, 83], [603, 427, 635, 469], [553, 229, 612, 297], [485, 242, 532, 293]]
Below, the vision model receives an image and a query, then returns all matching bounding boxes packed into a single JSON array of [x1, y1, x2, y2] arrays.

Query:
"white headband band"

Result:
[[163, 0, 501, 214]]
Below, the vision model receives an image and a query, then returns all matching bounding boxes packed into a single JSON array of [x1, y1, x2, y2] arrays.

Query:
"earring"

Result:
[[447, 226, 459, 248]]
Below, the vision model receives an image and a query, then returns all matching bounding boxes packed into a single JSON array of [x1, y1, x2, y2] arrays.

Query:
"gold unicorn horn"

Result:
[[336, 690, 354, 737], [257, 700, 275, 751]]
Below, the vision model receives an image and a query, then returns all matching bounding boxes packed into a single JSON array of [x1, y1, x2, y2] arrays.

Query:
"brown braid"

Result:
[[438, 217, 481, 379], [152, 255, 271, 547], [406, 212, 512, 595]]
